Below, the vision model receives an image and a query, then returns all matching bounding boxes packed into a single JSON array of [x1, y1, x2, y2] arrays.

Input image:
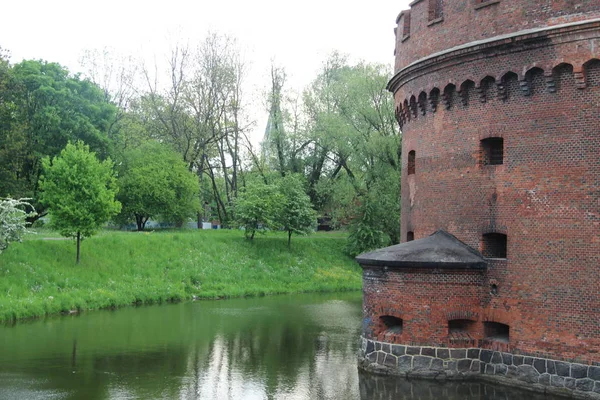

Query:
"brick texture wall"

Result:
[[394, 0, 600, 72], [375, 0, 600, 365]]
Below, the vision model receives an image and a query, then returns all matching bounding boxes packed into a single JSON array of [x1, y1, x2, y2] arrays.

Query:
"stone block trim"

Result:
[[359, 338, 482, 380], [359, 337, 600, 399]]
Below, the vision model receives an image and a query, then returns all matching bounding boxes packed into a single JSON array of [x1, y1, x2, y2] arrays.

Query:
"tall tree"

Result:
[[40, 141, 121, 263], [140, 34, 249, 227], [79, 47, 140, 158], [0, 59, 117, 220], [256, 53, 401, 250]]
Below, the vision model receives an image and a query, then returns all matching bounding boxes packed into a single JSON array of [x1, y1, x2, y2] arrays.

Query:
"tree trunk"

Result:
[[206, 157, 228, 224], [288, 230, 292, 247], [135, 215, 147, 231], [76, 231, 81, 264]]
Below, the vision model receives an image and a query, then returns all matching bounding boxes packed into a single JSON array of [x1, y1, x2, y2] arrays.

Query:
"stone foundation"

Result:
[[360, 337, 600, 399]]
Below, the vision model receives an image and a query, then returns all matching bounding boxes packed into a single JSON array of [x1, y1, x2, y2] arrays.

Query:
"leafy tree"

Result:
[[253, 55, 401, 251], [303, 55, 401, 244], [233, 181, 282, 240], [0, 198, 36, 254], [0, 59, 117, 221], [277, 175, 316, 246], [344, 198, 391, 257], [116, 143, 200, 231], [40, 141, 121, 263], [141, 34, 248, 227]]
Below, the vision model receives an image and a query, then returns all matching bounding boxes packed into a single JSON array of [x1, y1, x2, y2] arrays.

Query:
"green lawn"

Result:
[[0, 229, 361, 322]]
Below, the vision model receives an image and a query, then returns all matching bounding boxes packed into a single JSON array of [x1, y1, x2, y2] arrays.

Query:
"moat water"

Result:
[[0, 292, 564, 399]]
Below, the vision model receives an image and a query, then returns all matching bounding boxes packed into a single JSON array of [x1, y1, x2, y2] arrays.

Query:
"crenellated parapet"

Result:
[[393, 57, 600, 129], [389, 16, 600, 129]]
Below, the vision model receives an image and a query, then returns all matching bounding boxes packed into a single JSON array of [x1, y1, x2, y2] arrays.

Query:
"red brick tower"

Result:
[[358, 1, 600, 396]]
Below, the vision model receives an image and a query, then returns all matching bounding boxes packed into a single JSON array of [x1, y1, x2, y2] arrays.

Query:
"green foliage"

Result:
[[303, 54, 401, 244], [0, 198, 36, 253], [116, 142, 200, 230], [257, 53, 401, 250], [234, 181, 282, 239], [278, 174, 317, 246], [0, 230, 361, 322], [0, 59, 117, 218], [345, 199, 391, 257], [39, 141, 121, 262]]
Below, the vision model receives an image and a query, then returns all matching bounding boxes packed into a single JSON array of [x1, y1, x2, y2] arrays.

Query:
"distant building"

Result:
[[357, 1, 600, 397]]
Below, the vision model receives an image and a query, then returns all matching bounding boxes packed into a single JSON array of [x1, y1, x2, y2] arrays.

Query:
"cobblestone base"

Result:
[[359, 337, 600, 399]]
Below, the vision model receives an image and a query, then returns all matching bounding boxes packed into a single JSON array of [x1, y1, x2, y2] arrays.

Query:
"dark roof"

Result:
[[355, 230, 487, 269]]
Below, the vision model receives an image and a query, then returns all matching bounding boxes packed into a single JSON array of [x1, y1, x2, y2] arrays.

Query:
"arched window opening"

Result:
[[407, 231, 414, 242], [480, 137, 503, 165], [448, 319, 477, 346], [484, 322, 509, 343], [481, 233, 507, 258], [380, 315, 403, 335], [408, 150, 416, 175], [449, 319, 475, 334]]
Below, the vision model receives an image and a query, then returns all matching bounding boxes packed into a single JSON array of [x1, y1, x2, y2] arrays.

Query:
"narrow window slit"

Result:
[[408, 150, 416, 175]]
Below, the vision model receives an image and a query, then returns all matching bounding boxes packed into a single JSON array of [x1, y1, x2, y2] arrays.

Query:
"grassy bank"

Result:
[[0, 230, 362, 322]]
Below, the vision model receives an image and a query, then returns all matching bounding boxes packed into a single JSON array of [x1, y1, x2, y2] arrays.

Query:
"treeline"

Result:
[[0, 35, 401, 255]]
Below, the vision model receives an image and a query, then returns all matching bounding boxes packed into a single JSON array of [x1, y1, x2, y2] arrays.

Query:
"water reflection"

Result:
[[0, 293, 561, 399], [359, 372, 557, 400]]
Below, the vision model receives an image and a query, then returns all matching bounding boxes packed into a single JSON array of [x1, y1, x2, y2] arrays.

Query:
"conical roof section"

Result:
[[356, 230, 487, 269]]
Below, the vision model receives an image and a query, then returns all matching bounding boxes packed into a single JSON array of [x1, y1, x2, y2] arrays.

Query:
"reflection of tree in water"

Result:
[[0, 294, 565, 399], [359, 372, 556, 400], [0, 344, 189, 400], [178, 295, 363, 399]]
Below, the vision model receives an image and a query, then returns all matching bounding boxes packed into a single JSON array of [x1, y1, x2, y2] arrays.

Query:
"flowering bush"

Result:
[[0, 198, 35, 253]]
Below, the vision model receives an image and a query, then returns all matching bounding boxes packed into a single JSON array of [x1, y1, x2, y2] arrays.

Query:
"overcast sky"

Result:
[[1, 0, 410, 141]]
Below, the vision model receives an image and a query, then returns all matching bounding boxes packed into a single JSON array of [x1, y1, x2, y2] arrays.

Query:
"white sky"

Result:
[[0, 0, 410, 142]]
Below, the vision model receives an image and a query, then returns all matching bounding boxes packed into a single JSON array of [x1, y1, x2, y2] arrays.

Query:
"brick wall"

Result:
[[393, 0, 600, 72], [377, 2, 600, 366]]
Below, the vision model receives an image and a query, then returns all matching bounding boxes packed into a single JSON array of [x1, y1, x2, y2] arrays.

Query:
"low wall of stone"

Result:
[[359, 337, 600, 399]]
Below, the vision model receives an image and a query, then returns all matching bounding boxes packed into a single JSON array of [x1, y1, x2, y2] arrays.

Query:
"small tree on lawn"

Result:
[[278, 174, 317, 247], [0, 198, 36, 254], [115, 143, 200, 230], [234, 181, 282, 240], [40, 141, 121, 263]]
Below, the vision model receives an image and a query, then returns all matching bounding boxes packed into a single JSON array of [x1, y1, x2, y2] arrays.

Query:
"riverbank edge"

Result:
[[0, 230, 362, 324], [358, 337, 600, 400], [1, 287, 363, 326]]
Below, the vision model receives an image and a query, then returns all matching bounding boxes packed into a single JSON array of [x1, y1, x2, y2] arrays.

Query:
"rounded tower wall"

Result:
[[383, 0, 600, 366], [397, 58, 600, 361]]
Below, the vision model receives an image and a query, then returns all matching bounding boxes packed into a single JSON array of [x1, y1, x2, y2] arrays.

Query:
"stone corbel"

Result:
[[574, 68, 586, 90], [519, 79, 531, 96], [544, 72, 556, 93]]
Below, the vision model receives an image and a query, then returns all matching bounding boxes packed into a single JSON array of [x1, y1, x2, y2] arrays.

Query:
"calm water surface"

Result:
[[0, 292, 562, 399]]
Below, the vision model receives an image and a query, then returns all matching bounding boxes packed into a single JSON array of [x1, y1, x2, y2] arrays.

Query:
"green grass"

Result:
[[0, 229, 361, 322]]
